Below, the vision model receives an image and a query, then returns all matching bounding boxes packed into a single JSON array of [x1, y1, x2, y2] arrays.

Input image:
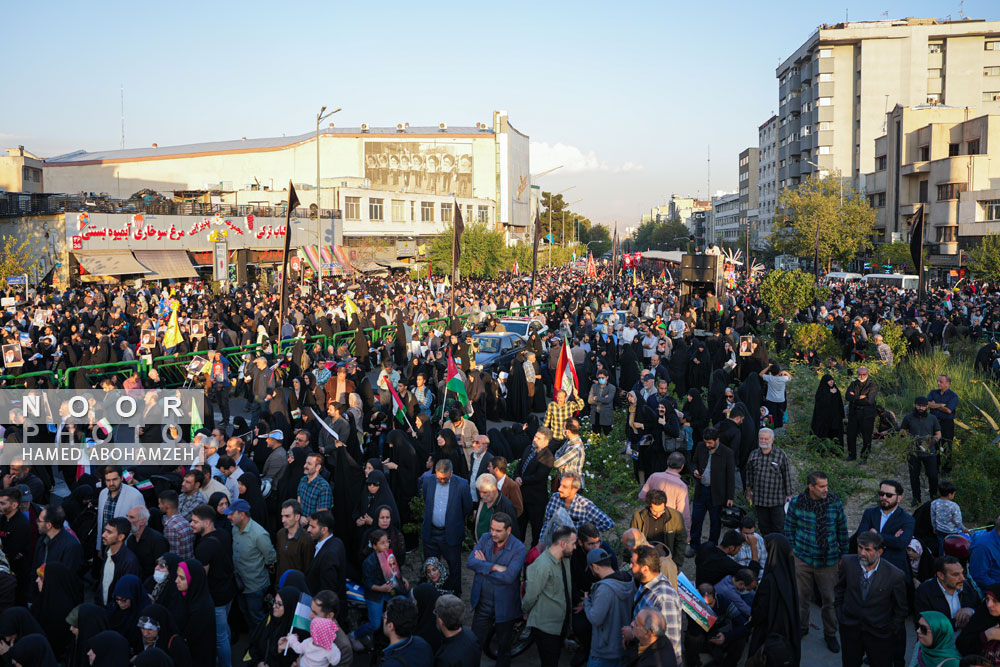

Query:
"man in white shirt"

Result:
[[640, 329, 658, 366], [621, 321, 638, 346]]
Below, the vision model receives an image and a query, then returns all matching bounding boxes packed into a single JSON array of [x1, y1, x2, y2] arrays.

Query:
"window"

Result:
[[928, 68, 942, 78], [420, 201, 434, 222], [818, 121, 833, 132], [477, 205, 489, 223], [817, 146, 831, 154], [368, 197, 384, 221], [937, 183, 968, 201], [391, 199, 405, 222], [817, 97, 832, 106], [919, 180, 929, 203], [949, 143, 960, 156], [926, 93, 942, 105], [818, 48, 832, 58], [936, 226, 957, 243], [868, 193, 886, 208], [440, 203, 453, 223], [985, 66, 1000, 77], [983, 91, 1000, 102], [928, 42, 943, 53], [466, 204, 473, 222], [968, 139, 981, 155], [818, 72, 833, 83], [344, 196, 361, 220], [984, 200, 1000, 221], [875, 155, 887, 171], [919, 146, 930, 161], [986, 41, 1000, 51]]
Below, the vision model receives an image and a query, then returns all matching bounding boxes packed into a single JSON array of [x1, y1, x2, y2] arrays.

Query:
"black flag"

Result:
[[910, 204, 925, 300], [449, 199, 464, 327], [612, 222, 619, 282], [530, 208, 542, 301], [278, 181, 300, 350]]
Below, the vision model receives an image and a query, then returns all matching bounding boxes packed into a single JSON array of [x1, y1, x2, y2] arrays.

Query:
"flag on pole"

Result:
[[660, 268, 667, 282], [277, 181, 300, 348], [450, 199, 464, 324], [586, 253, 597, 278], [445, 350, 469, 407], [531, 209, 542, 300], [344, 296, 361, 325], [190, 396, 202, 441], [910, 204, 926, 300], [386, 381, 409, 427], [611, 222, 619, 280], [291, 592, 314, 633], [513, 259, 519, 276], [554, 336, 579, 398], [163, 301, 183, 350]]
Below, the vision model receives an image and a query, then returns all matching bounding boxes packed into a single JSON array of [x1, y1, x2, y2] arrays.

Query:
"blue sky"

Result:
[[2, 0, 996, 225]]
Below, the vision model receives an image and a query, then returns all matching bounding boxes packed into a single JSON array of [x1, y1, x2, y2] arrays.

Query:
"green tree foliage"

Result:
[[428, 223, 509, 278], [578, 223, 611, 257], [969, 233, 1000, 284], [0, 236, 39, 283], [509, 242, 582, 272], [540, 192, 592, 246], [790, 323, 839, 358], [772, 174, 875, 268], [874, 241, 918, 271], [633, 219, 693, 252], [758, 269, 820, 317], [876, 322, 908, 364]]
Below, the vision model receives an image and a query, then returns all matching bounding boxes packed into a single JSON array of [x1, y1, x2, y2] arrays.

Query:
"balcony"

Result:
[[788, 97, 801, 114], [788, 161, 801, 178], [787, 139, 801, 155], [901, 161, 931, 176]]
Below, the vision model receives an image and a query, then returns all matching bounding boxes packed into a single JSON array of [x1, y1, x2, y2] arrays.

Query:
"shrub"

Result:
[[759, 269, 821, 318], [877, 322, 908, 364], [791, 323, 840, 359]]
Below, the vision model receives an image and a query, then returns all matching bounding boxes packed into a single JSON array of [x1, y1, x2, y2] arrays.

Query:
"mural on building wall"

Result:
[[364, 141, 473, 198]]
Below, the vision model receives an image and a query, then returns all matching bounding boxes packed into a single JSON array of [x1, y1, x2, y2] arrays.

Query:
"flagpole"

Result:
[[278, 181, 299, 355]]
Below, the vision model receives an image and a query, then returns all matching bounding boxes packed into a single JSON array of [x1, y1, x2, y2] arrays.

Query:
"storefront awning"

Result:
[[133, 250, 199, 279], [73, 250, 150, 276]]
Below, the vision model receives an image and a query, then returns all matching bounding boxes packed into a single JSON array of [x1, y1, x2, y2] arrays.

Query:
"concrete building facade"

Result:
[[865, 104, 1000, 276], [757, 116, 778, 245], [775, 17, 1000, 198], [738, 148, 759, 247], [0, 147, 44, 194], [710, 192, 741, 245]]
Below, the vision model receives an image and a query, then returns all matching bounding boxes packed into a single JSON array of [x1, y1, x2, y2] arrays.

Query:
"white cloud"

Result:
[[530, 141, 643, 175]]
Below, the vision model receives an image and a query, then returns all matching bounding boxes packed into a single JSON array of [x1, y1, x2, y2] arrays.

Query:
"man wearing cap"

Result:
[[584, 546, 634, 667], [261, 430, 288, 486], [900, 396, 942, 507], [225, 498, 276, 633]]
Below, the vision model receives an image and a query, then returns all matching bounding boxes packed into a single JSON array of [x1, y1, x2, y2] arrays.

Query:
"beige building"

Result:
[[0, 146, 44, 194], [865, 104, 1000, 275], [776, 17, 1000, 198], [40, 110, 529, 245], [757, 116, 778, 244]]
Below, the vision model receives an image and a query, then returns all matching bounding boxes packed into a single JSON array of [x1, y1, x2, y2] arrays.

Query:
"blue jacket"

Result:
[[971, 529, 1000, 589], [855, 506, 915, 575], [467, 532, 526, 623], [421, 476, 472, 547], [382, 636, 434, 667]]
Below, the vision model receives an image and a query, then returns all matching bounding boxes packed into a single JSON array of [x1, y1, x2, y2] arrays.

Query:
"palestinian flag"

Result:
[[386, 381, 409, 427], [716, 301, 724, 314], [292, 592, 313, 633], [660, 268, 667, 282], [554, 336, 579, 398], [445, 350, 469, 407]]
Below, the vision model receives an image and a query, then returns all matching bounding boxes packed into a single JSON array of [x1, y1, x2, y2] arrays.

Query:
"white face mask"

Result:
[[153, 570, 168, 584]]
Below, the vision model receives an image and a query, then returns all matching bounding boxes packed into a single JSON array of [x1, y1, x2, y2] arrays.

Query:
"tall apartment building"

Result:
[[775, 17, 1000, 198], [738, 148, 759, 247], [757, 116, 778, 244], [710, 192, 741, 245], [864, 105, 1000, 277]]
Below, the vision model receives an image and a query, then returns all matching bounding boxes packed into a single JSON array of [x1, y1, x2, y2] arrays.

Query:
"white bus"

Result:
[[824, 272, 864, 283], [862, 273, 920, 290]]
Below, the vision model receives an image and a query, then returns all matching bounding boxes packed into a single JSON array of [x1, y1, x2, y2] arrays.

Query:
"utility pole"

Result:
[[315, 105, 341, 292]]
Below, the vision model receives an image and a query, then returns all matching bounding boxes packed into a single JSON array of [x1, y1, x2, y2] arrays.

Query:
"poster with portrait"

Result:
[[186, 356, 209, 375], [364, 141, 473, 198], [739, 336, 754, 357], [2, 344, 24, 368], [140, 329, 156, 348], [190, 320, 207, 338], [32, 310, 50, 329]]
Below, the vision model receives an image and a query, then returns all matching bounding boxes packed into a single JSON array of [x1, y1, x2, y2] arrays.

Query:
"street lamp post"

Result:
[[315, 105, 341, 291], [564, 198, 582, 249]]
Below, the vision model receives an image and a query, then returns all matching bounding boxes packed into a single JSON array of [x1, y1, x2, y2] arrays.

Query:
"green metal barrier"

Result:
[[331, 330, 359, 354], [149, 350, 210, 388], [60, 360, 144, 388], [0, 371, 59, 388]]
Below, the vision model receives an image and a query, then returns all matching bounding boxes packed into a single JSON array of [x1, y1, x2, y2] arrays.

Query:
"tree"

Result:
[[969, 233, 1000, 284], [634, 219, 692, 251], [772, 174, 875, 269], [428, 223, 509, 278], [578, 223, 611, 257], [874, 241, 926, 272], [0, 236, 39, 283], [758, 269, 821, 317]]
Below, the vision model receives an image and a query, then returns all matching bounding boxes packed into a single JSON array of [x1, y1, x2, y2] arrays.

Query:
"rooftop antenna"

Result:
[[845, 8, 848, 22], [882, 94, 890, 133], [120, 85, 125, 149], [882, 10, 889, 19], [707, 145, 711, 203], [959, 0, 966, 19]]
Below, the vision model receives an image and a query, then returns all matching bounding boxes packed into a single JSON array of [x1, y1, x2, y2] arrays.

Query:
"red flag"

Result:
[[554, 336, 579, 398], [513, 259, 519, 276], [586, 252, 597, 278]]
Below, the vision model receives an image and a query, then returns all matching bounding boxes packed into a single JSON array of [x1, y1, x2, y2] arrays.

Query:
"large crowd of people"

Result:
[[0, 263, 998, 667]]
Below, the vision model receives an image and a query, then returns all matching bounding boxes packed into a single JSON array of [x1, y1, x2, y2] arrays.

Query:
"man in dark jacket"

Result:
[[630, 490, 687, 569], [433, 594, 481, 666], [98, 517, 142, 608], [914, 555, 979, 630], [514, 426, 555, 548], [695, 529, 746, 586], [306, 510, 347, 620], [854, 479, 914, 575], [845, 366, 878, 461], [688, 428, 735, 556], [124, 505, 169, 581], [382, 597, 434, 667], [33, 504, 83, 575], [584, 548, 634, 666]]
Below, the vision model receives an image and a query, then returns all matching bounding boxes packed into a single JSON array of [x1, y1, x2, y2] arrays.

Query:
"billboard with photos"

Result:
[[364, 141, 474, 198]]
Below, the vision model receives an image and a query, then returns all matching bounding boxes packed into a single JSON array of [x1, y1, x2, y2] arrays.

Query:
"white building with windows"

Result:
[[709, 192, 740, 245], [757, 115, 778, 245]]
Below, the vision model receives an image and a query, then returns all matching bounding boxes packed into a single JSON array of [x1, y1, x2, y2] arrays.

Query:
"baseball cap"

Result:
[[267, 430, 284, 442], [586, 547, 613, 567], [222, 499, 252, 515]]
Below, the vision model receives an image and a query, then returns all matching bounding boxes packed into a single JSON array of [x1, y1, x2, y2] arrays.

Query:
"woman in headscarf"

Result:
[[31, 561, 81, 660], [383, 429, 419, 528], [956, 583, 1000, 658], [145, 553, 184, 617], [911, 611, 962, 667], [206, 494, 233, 540], [132, 647, 175, 667], [504, 350, 531, 423], [432, 430, 469, 479], [247, 586, 302, 667], [287, 376, 314, 429], [353, 470, 400, 539], [706, 368, 731, 425], [811, 373, 845, 448], [86, 630, 130, 667], [277, 447, 308, 507], [65, 603, 109, 667], [617, 342, 642, 398], [138, 602, 191, 666], [0, 608, 44, 650], [686, 340, 712, 391], [410, 558, 448, 652], [625, 390, 657, 484], [737, 371, 764, 426], [668, 337, 690, 398], [749, 534, 801, 666], [107, 574, 149, 651], [370, 505, 406, 569], [6, 634, 57, 667], [332, 439, 366, 573], [683, 388, 710, 449], [237, 472, 268, 528], [174, 559, 216, 667]]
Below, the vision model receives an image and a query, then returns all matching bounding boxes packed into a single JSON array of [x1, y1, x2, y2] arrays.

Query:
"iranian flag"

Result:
[[386, 381, 409, 428], [445, 350, 469, 407], [554, 336, 579, 398]]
